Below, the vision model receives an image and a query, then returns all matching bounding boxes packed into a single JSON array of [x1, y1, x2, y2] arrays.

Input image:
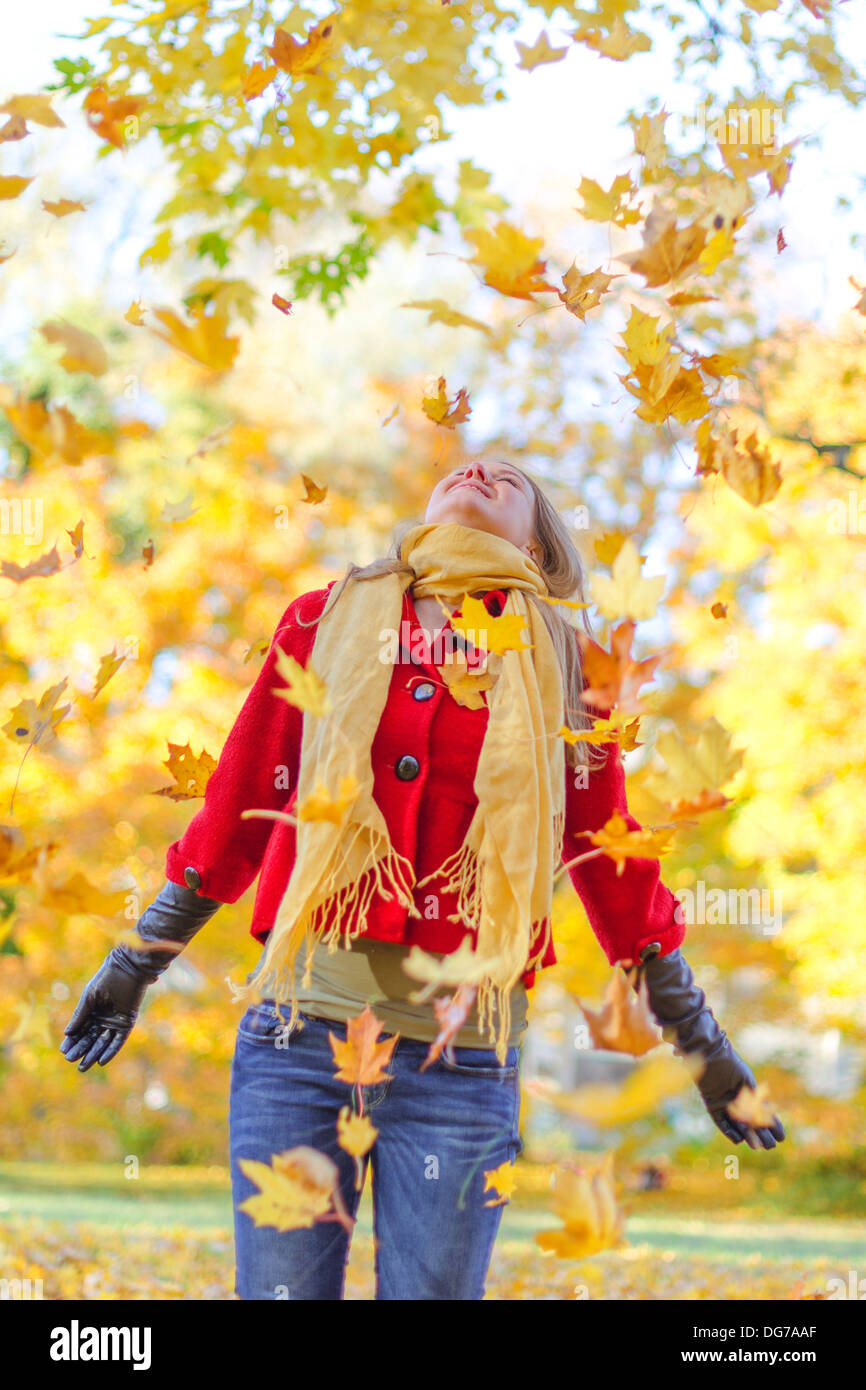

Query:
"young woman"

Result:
[[61, 458, 784, 1300]]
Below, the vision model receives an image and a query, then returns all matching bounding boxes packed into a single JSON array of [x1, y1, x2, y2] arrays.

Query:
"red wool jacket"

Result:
[[165, 583, 685, 987]]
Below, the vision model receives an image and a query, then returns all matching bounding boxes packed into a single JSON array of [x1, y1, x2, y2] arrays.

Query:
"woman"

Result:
[[60, 458, 784, 1300]]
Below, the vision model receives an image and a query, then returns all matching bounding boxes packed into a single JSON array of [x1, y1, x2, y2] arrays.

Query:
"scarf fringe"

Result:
[[232, 828, 420, 1029]]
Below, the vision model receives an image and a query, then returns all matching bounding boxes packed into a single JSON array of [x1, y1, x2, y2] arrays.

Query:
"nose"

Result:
[[460, 460, 490, 484]]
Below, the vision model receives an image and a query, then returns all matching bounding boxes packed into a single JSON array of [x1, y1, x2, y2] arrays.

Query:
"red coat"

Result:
[[166, 583, 684, 986]]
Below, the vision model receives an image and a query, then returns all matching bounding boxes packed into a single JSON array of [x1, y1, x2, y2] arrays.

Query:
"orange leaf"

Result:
[[329, 1004, 398, 1086]]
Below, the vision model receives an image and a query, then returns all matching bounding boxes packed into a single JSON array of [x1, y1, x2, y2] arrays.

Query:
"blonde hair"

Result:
[[299, 462, 607, 772]]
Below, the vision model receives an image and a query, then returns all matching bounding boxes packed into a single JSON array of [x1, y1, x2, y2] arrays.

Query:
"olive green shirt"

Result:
[[254, 936, 528, 1048]]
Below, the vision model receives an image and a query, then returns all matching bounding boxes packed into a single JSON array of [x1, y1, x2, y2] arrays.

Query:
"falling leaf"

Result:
[[483, 1160, 517, 1207], [2, 678, 71, 749], [297, 774, 360, 825], [575, 809, 675, 877], [125, 300, 147, 326], [403, 937, 490, 1002], [515, 31, 569, 70], [572, 17, 652, 61], [141, 539, 155, 569], [620, 216, 708, 287], [437, 648, 495, 709], [337, 1105, 377, 1159], [0, 176, 33, 200], [589, 539, 665, 622], [776, 227, 787, 253], [419, 983, 478, 1071], [42, 198, 86, 218], [728, 1081, 778, 1127], [535, 1152, 625, 1258], [558, 263, 618, 321], [0, 116, 28, 144], [149, 305, 240, 372], [329, 1004, 398, 1086], [39, 320, 108, 376], [0, 825, 58, 884], [238, 1146, 352, 1234], [578, 962, 664, 1055], [159, 492, 199, 525], [529, 1051, 701, 1126], [1, 545, 63, 583], [0, 93, 65, 127], [272, 293, 293, 314], [577, 173, 641, 226], [578, 621, 663, 713], [83, 87, 145, 149], [33, 869, 128, 918], [463, 221, 558, 301], [154, 742, 217, 800], [710, 600, 728, 619], [421, 376, 472, 430], [652, 715, 744, 800], [449, 592, 531, 655], [267, 17, 336, 76], [300, 473, 327, 503], [242, 63, 277, 100], [272, 646, 331, 717], [401, 299, 491, 334], [90, 648, 127, 700]]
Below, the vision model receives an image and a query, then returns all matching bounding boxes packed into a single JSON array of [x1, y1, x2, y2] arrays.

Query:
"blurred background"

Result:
[[0, 0, 864, 1299]]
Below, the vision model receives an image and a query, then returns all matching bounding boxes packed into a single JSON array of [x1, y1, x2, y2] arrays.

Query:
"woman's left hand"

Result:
[[641, 949, 786, 1150]]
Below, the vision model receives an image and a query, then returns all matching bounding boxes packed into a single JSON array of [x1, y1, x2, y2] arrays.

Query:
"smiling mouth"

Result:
[[453, 481, 490, 498]]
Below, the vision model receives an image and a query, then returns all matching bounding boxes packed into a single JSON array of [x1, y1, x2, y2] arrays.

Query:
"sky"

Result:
[[3, 0, 864, 329]]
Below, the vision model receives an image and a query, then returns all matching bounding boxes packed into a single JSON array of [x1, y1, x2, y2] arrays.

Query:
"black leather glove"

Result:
[[640, 947, 785, 1150], [59, 878, 222, 1073]]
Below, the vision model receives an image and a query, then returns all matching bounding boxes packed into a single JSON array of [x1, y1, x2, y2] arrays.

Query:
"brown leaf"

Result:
[[577, 962, 664, 1055]]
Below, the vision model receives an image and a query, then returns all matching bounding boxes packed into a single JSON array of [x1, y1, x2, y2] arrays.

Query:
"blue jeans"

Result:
[[229, 1000, 523, 1300]]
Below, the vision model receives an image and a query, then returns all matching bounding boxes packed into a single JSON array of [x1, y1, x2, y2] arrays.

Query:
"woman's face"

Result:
[[424, 460, 540, 564]]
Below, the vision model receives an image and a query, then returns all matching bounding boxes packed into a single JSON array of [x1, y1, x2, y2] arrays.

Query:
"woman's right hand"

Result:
[[60, 948, 153, 1072]]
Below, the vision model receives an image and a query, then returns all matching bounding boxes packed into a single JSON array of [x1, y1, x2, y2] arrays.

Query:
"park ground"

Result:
[[1, 1158, 864, 1300]]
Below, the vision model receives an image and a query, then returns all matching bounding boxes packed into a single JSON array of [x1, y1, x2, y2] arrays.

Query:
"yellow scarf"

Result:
[[236, 521, 566, 1062]]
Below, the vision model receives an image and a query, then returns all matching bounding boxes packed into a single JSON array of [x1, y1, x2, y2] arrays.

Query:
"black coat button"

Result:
[[412, 682, 436, 701], [639, 941, 662, 963], [395, 754, 420, 781], [184, 866, 202, 890]]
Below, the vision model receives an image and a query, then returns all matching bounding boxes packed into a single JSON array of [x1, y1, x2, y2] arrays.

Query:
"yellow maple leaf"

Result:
[[242, 62, 277, 100], [438, 648, 495, 709], [154, 741, 217, 800], [652, 715, 744, 801], [515, 31, 569, 70], [572, 16, 651, 61], [90, 648, 127, 700], [0, 176, 33, 200], [238, 1147, 351, 1233], [483, 1160, 518, 1207], [558, 263, 617, 321], [463, 221, 558, 301], [337, 1105, 378, 1159], [728, 1081, 778, 1128], [300, 473, 327, 503], [577, 963, 664, 1056], [577, 173, 640, 226], [329, 1004, 398, 1086], [272, 646, 331, 717], [267, 17, 336, 76], [41, 198, 85, 218], [401, 299, 491, 334], [589, 539, 665, 621], [421, 376, 471, 429], [0, 94, 65, 127], [297, 774, 360, 826], [577, 809, 675, 877], [2, 678, 71, 749], [39, 319, 108, 376], [125, 300, 146, 326], [149, 305, 240, 372], [402, 937, 491, 1002], [448, 592, 532, 656], [620, 216, 708, 287], [535, 1152, 625, 1258]]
